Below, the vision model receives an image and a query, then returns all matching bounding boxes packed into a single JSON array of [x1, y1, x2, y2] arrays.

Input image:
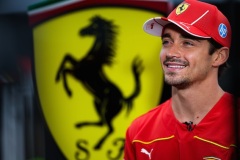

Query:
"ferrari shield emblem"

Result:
[[29, 1, 169, 159], [55, 15, 143, 150], [176, 2, 189, 15]]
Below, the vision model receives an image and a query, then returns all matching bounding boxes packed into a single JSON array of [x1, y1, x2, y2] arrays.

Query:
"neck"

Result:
[[171, 81, 224, 124]]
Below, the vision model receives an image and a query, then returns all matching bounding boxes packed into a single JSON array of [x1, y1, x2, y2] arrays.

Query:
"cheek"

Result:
[[188, 55, 212, 75], [185, 53, 201, 66], [159, 50, 166, 62], [189, 54, 212, 66]]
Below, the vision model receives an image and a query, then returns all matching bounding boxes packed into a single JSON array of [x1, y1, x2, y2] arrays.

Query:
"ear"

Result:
[[212, 47, 229, 67]]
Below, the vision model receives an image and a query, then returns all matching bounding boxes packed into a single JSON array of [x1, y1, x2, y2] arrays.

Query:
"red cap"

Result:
[[143, 0, 231, 48]]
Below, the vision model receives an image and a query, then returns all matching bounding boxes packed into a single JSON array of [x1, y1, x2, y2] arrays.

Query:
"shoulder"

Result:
[[210, 92, 235, 119], [216, 92, 234, 111], [222, 92, 234, 102], [201, 92, 237, 147], [126, 99, 171, 135], [134, 100, 170, 121]]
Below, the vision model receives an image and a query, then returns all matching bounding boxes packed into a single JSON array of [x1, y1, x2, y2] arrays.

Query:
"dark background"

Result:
[[0, 0, 239, 160]]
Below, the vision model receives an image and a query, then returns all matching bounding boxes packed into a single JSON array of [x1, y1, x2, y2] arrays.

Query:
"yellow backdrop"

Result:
[[33, 6, 164, 160]]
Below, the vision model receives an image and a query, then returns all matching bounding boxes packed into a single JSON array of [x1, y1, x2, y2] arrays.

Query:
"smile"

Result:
[[167, 65, 186, 69], [163, 58, 189, 69]]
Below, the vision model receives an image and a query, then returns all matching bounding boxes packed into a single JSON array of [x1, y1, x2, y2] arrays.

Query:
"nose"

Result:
[[166, 44, 181, 58]]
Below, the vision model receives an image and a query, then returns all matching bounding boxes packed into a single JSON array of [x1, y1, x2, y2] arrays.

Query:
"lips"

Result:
[[166, 64, 186, 69], [163, 59, 188, 70]]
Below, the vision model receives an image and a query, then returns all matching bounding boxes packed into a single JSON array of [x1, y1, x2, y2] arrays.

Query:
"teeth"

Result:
[[168, 65, 185, 69]]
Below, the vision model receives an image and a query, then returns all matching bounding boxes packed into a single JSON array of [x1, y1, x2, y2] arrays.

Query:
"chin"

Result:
[[165, 78, 191, 89]]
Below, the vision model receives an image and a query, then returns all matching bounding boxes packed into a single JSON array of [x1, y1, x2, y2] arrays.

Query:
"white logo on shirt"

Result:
[[141, 148, 153, 160]]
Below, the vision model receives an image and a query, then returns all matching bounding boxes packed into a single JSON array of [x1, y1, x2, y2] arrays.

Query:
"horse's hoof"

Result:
[[67, 90, 72, 97], [94, 144, 101, 150], [75, 123, 83, 128], [55, 75, 60, 82]]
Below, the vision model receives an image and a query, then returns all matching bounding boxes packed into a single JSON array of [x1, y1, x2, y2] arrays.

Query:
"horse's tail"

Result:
[[124, 56, 144, 115]]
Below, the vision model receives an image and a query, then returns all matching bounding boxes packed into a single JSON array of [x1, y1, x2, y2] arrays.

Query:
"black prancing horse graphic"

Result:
[[55, 15, 143, 150]]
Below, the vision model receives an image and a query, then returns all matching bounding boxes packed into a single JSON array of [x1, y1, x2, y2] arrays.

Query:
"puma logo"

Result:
[[141, 148, 153, 160]]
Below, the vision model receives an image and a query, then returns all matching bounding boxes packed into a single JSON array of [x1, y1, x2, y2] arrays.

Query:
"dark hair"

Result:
[[208, 38, 230, 77]]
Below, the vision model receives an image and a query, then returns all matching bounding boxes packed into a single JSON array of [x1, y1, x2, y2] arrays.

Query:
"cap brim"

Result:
[[143, 17, 211, 38]]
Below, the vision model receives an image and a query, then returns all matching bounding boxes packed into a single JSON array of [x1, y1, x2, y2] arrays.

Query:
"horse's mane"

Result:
[[90, 16, 118, 66]]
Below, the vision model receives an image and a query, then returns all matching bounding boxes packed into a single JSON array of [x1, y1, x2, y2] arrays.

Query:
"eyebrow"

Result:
[[162, 32, 205, 42], [182, 34, 204, 41], [162, 33, 171, 39]]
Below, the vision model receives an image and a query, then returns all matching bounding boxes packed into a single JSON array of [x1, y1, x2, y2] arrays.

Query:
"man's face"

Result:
[[160, 24, 215, 89]]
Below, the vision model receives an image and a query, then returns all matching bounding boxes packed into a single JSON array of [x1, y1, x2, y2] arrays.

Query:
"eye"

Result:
[[183, 40, 194, 46], [162, 39, 172, 46]]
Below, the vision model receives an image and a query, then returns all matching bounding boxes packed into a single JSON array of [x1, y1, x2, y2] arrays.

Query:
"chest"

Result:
[[133, 132, 234, 160]]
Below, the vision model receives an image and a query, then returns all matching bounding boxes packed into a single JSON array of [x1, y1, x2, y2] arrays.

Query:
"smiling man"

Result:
[[123, 0, 237, 159]]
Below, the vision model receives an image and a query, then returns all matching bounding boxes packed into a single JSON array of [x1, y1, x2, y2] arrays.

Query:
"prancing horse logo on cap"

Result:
[[176, 3, 189, 15]]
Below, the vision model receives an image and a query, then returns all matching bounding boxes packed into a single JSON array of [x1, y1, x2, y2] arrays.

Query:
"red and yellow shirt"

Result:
[[124, 92, 237, 160]]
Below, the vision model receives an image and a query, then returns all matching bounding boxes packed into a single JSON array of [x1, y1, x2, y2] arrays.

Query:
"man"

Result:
[[123, 0, 238, 159]]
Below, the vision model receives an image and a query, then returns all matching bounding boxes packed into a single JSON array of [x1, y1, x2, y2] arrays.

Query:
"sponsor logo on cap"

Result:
[[176, 3, 189, 15], [218, 23, 227, 38]]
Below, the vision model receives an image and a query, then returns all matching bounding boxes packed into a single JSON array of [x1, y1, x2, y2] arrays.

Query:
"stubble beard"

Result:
[[164, 72, 191, 89]]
